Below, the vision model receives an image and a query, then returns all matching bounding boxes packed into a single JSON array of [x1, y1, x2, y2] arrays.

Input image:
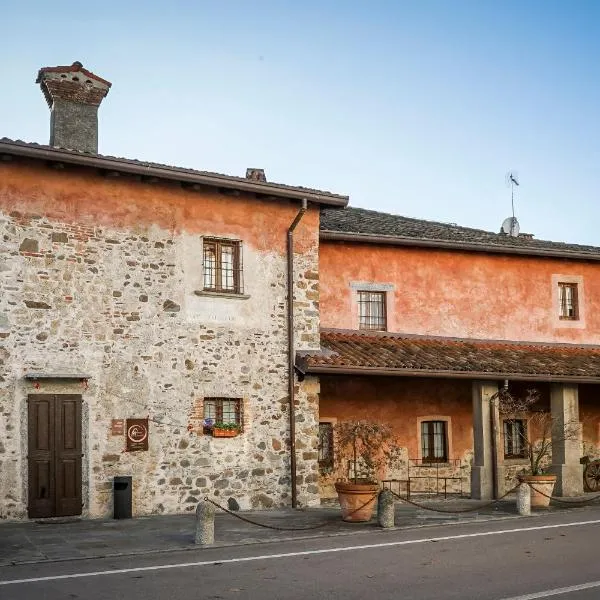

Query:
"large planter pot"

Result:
[[519, 474, 557, 508], [335, 481, 379, 522]]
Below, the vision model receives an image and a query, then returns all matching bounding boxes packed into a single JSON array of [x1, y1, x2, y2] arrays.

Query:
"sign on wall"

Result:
[[111, 419, 124, 436], [126, 418, 149, 452]]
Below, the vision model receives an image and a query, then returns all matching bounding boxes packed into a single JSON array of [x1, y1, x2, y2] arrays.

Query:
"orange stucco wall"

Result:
[[320, 376, 474, 461], [0, 162, 319, 252], [320, 241, 600, 344]]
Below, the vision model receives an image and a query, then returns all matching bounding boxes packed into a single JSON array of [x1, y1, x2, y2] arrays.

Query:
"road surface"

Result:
[[2, 509, 600, 599]]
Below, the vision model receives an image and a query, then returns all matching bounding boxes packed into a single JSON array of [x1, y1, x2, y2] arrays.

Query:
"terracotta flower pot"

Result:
[[335, 481, 379, 522], [212, 428, 239, 438], [519, 474, 557, 508]]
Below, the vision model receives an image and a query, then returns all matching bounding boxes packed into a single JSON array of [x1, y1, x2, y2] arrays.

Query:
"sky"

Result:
[[2, 1, 599, 245]]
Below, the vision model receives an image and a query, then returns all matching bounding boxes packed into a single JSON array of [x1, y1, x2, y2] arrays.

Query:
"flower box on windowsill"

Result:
[[212, 428, 240, 438]]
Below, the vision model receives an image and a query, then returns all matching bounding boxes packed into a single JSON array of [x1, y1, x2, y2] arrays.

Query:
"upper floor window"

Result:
[[358, 291, 386, 331], [203, 238, 243, 294], [558, 282, 579, 320], [421, 420, 448, 463], [503, 419, 526, 459]]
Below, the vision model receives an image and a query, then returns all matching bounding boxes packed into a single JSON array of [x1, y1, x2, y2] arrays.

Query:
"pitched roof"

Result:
[[320, 207, 600, 260], [297, 330, 600, 383], [0, 138, 348, 207]]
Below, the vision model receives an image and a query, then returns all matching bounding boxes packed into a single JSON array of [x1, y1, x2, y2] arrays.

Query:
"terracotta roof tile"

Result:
[[297, 330, 600, 381]]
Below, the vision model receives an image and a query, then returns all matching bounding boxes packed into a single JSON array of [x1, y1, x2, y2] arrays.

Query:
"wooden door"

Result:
[[28, 394, 82, 518]]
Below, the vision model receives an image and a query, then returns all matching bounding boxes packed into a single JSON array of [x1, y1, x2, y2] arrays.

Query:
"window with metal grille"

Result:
[[203, 238, 243, 294], [358, 291, 386, 331], [503, 419, 526, 459], [318, 422, 334, 469], [203, 398, 242, 431], [421, 421, 448, 463], [558, 282, 578, 320]]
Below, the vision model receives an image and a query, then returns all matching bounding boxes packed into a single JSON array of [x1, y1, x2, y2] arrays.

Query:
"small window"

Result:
[[318, 422, 334, 469], [421, 421, 447, 463], [203, 398, 242, 431], [358, 291, 386, 331], [558, 282, 579, 320], [503, 419, 526, 459], [203, 238, 243, 294]]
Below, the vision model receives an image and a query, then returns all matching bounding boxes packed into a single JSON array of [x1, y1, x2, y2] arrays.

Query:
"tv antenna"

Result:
[[501, 171, 520, 237]]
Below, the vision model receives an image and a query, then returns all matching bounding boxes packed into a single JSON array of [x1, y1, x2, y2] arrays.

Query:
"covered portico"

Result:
[[297, 329, 600, 500]]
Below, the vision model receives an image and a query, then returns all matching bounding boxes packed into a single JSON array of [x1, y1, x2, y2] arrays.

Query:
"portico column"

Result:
[[471, 381, 503, 500], [550, 383, 583, 497]]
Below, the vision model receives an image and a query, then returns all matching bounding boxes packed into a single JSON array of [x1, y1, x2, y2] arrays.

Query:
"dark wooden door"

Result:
[[28, 394, 82, 518]]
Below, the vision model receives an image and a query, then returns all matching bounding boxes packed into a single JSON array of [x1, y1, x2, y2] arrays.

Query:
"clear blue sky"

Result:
[[2, 1, 599, 245]]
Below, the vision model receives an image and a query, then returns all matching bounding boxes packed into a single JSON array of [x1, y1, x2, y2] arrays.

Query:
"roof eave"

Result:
[[0, 140, 349, 207], [301, 364, 600, 384], [320, 230, 600, 261]]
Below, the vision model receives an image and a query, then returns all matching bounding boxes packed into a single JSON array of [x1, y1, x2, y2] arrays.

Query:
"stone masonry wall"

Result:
[[0, 162, 321, 520]]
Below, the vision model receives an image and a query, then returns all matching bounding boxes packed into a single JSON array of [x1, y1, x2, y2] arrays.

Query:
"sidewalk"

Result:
[[0, 497, 539, 567]]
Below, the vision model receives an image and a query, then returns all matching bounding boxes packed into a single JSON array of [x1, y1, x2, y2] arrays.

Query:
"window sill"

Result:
[[194, 290, 250, 300]]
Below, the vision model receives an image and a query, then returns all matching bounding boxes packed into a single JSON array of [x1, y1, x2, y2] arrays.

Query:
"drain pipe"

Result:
[[287, 198, 307, 509]]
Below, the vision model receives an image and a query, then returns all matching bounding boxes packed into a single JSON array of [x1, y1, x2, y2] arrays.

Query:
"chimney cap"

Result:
[[246, 168, 266, 182], [36, 62, 112, 88]]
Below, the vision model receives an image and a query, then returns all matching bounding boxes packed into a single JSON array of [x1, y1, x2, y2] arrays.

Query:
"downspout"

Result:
[[287, 198, 308, 509]]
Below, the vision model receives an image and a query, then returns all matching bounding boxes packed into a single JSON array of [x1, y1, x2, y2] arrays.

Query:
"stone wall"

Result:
[[0, 161, 321, 520]]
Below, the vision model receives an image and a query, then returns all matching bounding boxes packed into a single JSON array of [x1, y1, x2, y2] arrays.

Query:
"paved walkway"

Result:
[[0, 496, 562, 566]]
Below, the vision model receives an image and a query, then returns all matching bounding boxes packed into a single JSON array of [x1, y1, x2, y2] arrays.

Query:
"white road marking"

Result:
[[1, 518, 600, 587], [498, 579, 600, 599]]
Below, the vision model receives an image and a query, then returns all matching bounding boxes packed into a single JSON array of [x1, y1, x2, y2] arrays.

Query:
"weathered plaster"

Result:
[[320, 242, 600, 344]]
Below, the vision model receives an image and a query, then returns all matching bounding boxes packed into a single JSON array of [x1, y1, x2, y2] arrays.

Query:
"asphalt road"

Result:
[[3, 510, 600, 600]]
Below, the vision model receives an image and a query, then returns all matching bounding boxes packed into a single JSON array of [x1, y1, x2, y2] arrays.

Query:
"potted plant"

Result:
[[333, 420, 400, 522], [495, 386, 581, 508], [207, 420, 241, 438]]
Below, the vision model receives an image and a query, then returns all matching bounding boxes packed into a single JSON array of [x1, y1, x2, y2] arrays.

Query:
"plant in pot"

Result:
[[495, 386, 581, 508], [205, 419, 241, 438], [333, 420, 400, 522]]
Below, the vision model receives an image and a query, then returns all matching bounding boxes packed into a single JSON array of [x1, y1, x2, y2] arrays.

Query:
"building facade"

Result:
[[304, 207, 600, 500], [0, 62, 347, 520], [3, 62, 600, 522]]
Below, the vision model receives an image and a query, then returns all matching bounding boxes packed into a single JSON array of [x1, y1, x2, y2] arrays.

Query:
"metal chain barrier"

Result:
[[388, 483, 523, 514], [203, 493, 378, 531], [526, 484, 600, 506]]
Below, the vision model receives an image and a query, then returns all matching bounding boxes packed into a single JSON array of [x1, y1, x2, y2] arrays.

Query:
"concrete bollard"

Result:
[[377, 489, 395, 528], [195, 500, 215, 545], [516, 482, 531, 516]]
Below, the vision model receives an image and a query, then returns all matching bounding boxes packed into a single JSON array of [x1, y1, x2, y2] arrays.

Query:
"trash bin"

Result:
[[113, 476, 132, 519]]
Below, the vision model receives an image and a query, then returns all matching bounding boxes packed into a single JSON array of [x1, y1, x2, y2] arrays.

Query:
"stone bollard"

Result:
[[516, 482, 531, 516], [377, 489, 395, 528], [195, 500, 215, 545]]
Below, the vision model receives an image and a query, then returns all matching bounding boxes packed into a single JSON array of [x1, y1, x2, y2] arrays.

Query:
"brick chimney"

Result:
[[246, 168, 266, 182], [36, 61, 112, 153]]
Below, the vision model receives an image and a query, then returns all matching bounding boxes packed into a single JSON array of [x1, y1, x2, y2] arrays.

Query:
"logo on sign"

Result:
[[127, 423, 148, 443]]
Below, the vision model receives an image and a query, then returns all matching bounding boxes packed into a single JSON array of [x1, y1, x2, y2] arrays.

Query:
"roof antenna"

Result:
[[501, 171, 520, 237]]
